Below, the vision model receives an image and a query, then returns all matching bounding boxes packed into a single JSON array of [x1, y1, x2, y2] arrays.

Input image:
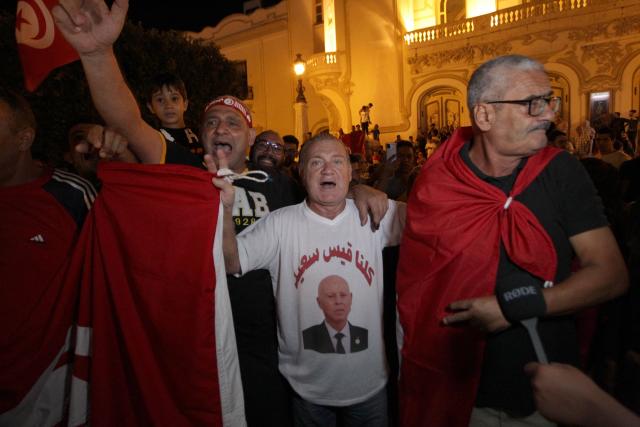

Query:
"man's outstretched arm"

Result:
[[53, 0, 163, 164]]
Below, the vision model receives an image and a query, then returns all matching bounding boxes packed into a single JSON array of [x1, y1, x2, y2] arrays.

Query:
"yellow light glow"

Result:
[[294, 61, 305, 76], [467, 0, 497, 18], [399, 0, 415, 32], [324, 0, 337, 52]]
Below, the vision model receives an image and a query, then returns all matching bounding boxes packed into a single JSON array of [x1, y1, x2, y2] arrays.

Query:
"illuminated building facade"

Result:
[[188, 0, 640, 142]]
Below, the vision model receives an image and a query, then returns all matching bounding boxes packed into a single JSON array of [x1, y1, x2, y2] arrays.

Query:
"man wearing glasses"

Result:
[[250, 130, 287, 172], [397, 55, 628, 427]]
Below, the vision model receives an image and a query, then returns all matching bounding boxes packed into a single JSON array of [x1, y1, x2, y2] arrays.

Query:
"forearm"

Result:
[[587, 396, 640, 427], [544, 228, 628, 316], [222, 206, 241, 274], [80, 49, 163, 163]]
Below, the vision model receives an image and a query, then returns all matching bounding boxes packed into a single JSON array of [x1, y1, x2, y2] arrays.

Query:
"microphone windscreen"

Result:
[[496, 281, 546, 323]]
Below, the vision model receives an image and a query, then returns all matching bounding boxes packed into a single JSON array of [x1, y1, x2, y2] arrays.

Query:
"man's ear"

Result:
[[473, 104, 494, 132], [17, 127, 35, 152], [183, 99, 189, 112], [146, 102, 155, 115]]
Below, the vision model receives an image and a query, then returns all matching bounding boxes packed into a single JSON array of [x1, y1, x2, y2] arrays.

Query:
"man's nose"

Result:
[[214, 121, 229, 134]]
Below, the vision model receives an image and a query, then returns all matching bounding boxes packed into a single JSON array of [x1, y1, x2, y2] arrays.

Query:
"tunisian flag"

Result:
[[396, 127, 559, 427], [15, 0, 79, 91], [67, 163, 245, 426]]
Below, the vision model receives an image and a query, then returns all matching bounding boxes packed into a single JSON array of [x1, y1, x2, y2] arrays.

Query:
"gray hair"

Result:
[[467, 55, 545, 113], [298, 133, 349, 169]]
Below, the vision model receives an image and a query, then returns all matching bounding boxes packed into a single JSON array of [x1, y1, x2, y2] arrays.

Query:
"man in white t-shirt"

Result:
[[214, 134, 405, 426]]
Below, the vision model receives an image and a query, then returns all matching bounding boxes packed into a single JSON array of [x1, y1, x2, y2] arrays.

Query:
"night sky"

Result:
[[122, 0, 282, 31], [1, 1, 282, 32]]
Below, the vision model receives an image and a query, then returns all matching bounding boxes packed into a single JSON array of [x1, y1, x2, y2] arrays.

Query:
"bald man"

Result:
[[302, 275, 368, 354]]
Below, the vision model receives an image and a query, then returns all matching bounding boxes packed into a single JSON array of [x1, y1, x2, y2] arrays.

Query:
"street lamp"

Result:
[[293, 53, 306, 103]]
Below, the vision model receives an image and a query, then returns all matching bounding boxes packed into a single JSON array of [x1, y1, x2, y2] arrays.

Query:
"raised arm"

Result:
[[53, 0, 163, 163]]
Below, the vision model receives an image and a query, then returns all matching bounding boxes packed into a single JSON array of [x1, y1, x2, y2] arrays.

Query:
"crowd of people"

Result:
[[2, 0, 639, 426]]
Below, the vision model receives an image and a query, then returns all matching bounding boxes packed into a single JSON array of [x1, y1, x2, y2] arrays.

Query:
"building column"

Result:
[[294, 102, 309, 143]]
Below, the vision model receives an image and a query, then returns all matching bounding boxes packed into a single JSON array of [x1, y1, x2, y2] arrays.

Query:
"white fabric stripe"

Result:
[[51, 171, 96, 210], [214, 205, 247, 426], [53, 169, 97, 201], [74, 326, 92, 357], [54, 169, 97, 200]]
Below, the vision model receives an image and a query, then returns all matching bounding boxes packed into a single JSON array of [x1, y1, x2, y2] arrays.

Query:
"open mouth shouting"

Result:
[[320, 179, 337, 189], [214, 142, 232, 153]]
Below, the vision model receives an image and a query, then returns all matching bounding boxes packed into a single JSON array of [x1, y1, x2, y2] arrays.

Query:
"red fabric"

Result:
[[0, 170, 78, 415], [70, 162, 223, 426], [15, 0, 79, 91], [397, 127, 561, 427], [349, 130, 365, 156]]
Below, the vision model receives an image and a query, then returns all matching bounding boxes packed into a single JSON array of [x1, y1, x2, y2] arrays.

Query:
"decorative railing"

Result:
[[404, 0, 592, 46], [306, 52, 339, 70], [304, 51, 344, 78]]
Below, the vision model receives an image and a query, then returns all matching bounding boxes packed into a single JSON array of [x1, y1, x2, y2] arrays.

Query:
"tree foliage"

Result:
[[0, 10, 244, 165]]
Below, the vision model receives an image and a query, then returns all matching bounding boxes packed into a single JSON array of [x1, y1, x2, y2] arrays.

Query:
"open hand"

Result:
[[442, 295, 509, 333], [53, 0, 128, 56]]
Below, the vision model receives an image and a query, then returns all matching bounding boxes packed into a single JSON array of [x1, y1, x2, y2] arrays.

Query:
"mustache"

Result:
[[529, 121, 551, 132], [257, 154, 277, 163]]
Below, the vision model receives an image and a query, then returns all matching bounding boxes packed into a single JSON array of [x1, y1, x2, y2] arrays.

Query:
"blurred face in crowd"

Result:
[[201, 105, 255, 173], [284, 142, 298, 167], [0, 101, 20, 183], [317, 275, 352, 331], [0, 99, 35, 186], [396, 145, 415, 174], [251, 131, 285, 170], [147, 85, 187, 128], [426, 140, 439, 158]]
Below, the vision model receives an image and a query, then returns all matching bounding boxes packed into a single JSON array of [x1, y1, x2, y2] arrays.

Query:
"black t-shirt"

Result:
[[620, 157, 640, 202], [160, 127, 204, 156], [459, 144, 608, 416]]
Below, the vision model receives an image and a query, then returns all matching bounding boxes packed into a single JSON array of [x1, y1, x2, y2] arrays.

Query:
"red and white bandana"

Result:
[[203, 96, 252, 127]]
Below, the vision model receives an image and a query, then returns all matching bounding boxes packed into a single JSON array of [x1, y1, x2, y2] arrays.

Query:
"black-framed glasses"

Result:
[[486, 96, 561, 117], [254, 139, 284, 154]]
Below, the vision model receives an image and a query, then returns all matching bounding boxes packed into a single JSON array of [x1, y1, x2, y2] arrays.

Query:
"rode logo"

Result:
[[503, 285, 538, 302]]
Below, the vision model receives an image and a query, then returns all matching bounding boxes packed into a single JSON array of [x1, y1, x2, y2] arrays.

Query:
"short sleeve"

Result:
[[237, 211, 281, 275], [553, 152, 608, 237]]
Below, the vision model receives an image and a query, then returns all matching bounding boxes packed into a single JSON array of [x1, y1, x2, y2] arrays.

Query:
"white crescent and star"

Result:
[[16, 0, 55, 50]]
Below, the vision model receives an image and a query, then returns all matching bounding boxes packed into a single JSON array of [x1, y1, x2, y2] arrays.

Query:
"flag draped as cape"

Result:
[[397, 127, 560, 427]]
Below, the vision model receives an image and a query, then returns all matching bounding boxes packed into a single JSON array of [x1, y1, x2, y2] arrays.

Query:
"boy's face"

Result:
[[147, 85, 188, 128]]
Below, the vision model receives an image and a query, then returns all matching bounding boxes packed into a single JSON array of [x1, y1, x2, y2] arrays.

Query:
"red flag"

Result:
[[15, 0, 79, 91], [68, 162, 244, 426]]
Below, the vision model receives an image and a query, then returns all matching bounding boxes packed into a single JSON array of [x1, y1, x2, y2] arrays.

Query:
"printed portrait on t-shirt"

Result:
[[302, 274, 368, 354]]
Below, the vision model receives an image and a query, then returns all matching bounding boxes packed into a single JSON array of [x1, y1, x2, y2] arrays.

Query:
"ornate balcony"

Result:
[[404, 0, 592, 46], [305, 51, 342, 77]]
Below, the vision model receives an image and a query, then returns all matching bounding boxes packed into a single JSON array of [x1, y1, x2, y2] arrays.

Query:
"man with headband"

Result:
[[54, 1, 389, 424]]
